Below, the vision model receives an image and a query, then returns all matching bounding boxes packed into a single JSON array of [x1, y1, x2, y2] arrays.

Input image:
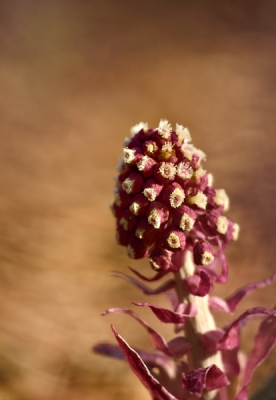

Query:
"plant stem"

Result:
[[174, 250, 223, 400]]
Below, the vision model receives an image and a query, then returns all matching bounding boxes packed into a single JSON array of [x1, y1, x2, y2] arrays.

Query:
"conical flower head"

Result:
[[112, 120, 239, 268]]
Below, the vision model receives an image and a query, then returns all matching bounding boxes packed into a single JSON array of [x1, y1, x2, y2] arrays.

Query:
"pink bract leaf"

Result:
[[202, 307, 276, 351], [225, 271, 276, 313], [111, 325, 178, 400], [184, 270, 212, 296], [102, 307, 190, 358], [93, 342, 125, 360], [182, 364, 229, 397], [111, 271, 175, 295], [128, 266, 169, 281], [132, 301, 197, 324], [235, 313, 276, 400], [209, 271, 276, 314]]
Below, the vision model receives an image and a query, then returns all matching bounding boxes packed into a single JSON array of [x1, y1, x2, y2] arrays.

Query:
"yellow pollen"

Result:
[[193, 168, 206, 182], [130, 122, 148, 136], [202, 251, 214, 265], [135, 228, 145, 239], [170, 188, 185, 208], [130, 202, 140, 215], [167, 233, 181, 248], [214, 189, 229, 211], [137, 155, 149, 171], [119, 217, 129, 230], [148, 209, 161, 229], [176, 162, 193, 180], [123, 147, 136, 163], [160, 143, 175, 161], [150, 259, 160, 271], [122, 178, 134, 194], [127, 245, 136, 259], [180, 213, 195, 231], [143, 188, 157, 201], [159, 162, 176, 180], [233, 223, 240, 241], [146, 143, 154, 154], [217, 216, 228, 234], [158, 119, 172, 139], [175, 124, 191, 143], [187, 192, 207, 210]]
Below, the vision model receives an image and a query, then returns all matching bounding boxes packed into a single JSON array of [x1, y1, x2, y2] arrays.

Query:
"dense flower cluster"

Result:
[[94, 121, 276, 400], [111, 120, 238, 280]]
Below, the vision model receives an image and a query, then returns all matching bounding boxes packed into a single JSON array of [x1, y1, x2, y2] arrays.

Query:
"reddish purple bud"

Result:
[[129, 194, 149, 216], [163, 228, 186, 252], [223, 218, 240, 243], [153, 162, 176, 184], [201, 209, 229, 236], [149, 248, 173, 271], [114, 188, 132, 207], [186, 188, 207, 210], [143, 178, 163, 202], [135, 218, 156, 246], [146, 201, 169, 229], [110, 202, 123, 219], [117, 161, 132, 182], [172, 204, 197, 231], [137, 155, 157, 177], [182, 364, 229, 397], [184, 270, 212, 296], [122, 172, 144, 194], [116, 225, 130, 246], [127, 235, 148, 259], [193, 240, 215, 266], [162, 182, 185, 209], [191, 168, 208, 191], [122, 146, 143, 164], [119, 209, 138, 231]]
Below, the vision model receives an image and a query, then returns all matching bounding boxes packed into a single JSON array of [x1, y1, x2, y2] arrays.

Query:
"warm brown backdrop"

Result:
[[0, 1, 276, 399]]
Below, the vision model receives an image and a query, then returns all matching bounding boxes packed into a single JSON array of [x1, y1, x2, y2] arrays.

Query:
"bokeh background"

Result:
[[0, 1, 276, 399]]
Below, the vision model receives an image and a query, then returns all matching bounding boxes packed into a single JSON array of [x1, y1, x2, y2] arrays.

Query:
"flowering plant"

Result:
[[94, 120, 276, 400]]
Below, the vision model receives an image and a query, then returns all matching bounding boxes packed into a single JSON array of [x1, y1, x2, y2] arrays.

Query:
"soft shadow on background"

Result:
[[0, 1, 276, 399]]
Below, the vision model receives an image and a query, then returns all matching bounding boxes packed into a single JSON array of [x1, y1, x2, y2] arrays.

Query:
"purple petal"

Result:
[[225, 271, 276, 313], [128, 266, 169, 281], [235, 313, 276, 400], [112, 271, 175, 295], [102, 307, 190, 358], [209, 271, 276, 314], [202, 307, 276, 351], [184, 270, 212, 296], [93, 342, 125, 360], [111, 325, 178, 400], [182, 364, 229, 397], [209, 296, 231, 313], [132, 302, 197, 324], [221, 347, 241, 377]]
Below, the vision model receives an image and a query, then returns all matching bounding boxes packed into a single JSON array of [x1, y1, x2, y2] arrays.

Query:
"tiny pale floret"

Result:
[[158, 119, 172, 139], [217, 215, 229, 234], [214, 188, 230, 211]]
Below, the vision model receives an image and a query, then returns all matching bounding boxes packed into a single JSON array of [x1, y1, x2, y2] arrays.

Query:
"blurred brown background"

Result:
[[0, 1, 276, 399]]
